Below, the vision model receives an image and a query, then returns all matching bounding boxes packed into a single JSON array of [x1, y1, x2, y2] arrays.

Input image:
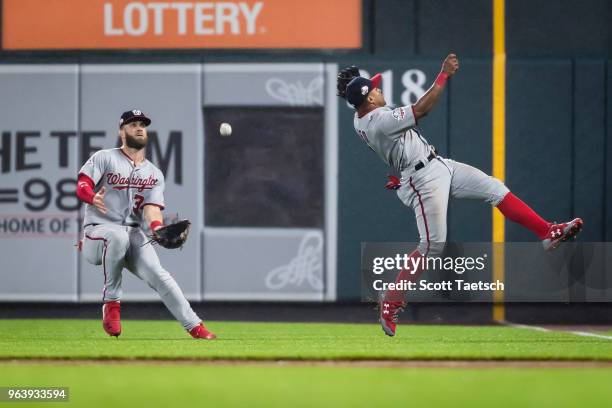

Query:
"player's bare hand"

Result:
[[93, 186, 107, 214], [442, 54, 459, 76]]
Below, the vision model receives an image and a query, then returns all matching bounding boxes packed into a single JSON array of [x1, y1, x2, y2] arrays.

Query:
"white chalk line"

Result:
[[506, 323, 612, 341]]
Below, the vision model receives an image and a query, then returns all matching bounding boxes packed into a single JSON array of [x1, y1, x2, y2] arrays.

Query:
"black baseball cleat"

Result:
[[541, 218, 583, 251]]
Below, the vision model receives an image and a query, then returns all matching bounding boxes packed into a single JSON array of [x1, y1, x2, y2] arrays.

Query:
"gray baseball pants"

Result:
[[398, 157, 510, 256], [82, 224, 201, 331]]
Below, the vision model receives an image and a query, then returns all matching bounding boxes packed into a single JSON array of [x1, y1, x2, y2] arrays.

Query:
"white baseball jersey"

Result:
[[79, 148, 165, 227], [353, 105, 433, 173]]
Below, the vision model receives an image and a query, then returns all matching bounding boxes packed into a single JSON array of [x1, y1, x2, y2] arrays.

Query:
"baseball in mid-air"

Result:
[[219, 122, 232, 137]]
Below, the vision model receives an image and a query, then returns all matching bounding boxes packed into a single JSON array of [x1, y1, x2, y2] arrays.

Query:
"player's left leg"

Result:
[[378, 160, 452, 336], [125, 228, 216, 339], [82, 224, 131, 337], [446, 159, 583, 249]]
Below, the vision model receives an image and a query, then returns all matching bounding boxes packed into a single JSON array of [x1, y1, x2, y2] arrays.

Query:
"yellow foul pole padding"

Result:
[[492, 0, 506, 322]]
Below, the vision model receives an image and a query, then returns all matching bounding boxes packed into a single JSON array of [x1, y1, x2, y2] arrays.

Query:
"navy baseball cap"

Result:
[[119, 109, 151, 129], [346, 73, 382, 107]]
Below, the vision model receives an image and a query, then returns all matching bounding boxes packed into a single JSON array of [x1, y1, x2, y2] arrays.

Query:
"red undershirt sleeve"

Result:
[[76, 173, 96, 205]]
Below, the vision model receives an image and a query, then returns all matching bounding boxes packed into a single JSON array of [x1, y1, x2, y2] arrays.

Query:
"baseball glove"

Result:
[[150, 219, 191, 249], [337, 65, 362, 99]]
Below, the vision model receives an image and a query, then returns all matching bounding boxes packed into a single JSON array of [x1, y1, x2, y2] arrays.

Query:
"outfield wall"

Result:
[[0, 0, 610, 305]]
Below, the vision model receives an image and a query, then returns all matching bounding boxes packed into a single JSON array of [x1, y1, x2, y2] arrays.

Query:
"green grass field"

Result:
[[1, 319, 612, 407], [3, 364, 612, 408], [1, 320, 611, 361]]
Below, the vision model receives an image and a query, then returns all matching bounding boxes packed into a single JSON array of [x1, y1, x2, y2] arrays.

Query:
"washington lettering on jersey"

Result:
[[106, 173, 159, 192], [79, 148, 165, 227]]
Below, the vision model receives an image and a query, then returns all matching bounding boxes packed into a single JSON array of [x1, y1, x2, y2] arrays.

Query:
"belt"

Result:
[[84, 223, 139, 228], [414, 149, 437, 171]]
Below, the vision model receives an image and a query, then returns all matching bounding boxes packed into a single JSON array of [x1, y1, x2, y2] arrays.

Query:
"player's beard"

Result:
[[124, 132, 147, 150]]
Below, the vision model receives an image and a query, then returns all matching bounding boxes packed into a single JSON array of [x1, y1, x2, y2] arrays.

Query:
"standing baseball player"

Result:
[[337, 54, 583, 337], [76, 109, 216, 339]]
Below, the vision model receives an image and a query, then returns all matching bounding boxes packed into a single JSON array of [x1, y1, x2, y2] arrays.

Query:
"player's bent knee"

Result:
[[483, 177, 510, 206], [83, 248, 103, 266]]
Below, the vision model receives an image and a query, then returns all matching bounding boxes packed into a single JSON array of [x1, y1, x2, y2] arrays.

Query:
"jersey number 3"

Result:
[[133, 194, 145, 215]]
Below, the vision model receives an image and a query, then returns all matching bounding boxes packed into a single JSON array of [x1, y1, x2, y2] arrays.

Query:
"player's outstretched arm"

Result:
[[412, 54, 459, 120]]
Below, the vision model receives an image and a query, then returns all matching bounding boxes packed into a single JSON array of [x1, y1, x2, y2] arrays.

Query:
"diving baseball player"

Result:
[[337, 55, 583, 337], [76, 109, 216, 339]]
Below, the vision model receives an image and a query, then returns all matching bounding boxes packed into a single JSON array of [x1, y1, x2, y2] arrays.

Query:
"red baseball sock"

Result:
[[496, 192, 550, 239], [385, 249, 424, 303]]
